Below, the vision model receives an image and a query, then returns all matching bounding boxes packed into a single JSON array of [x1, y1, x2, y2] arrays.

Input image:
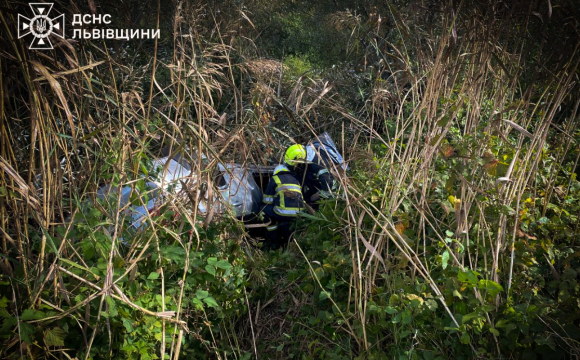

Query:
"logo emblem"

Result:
[[18, 3, 65, 50]]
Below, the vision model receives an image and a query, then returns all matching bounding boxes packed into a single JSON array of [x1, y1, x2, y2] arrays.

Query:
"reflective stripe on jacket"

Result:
[[263, 170, 304, 217], [304, 162, 335, 197]]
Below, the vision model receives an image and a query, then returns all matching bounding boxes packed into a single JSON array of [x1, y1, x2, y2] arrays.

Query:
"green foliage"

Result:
[[242, 130, 580, 359], [2, 0, 580, 359], [283, 55, 318, 82], [252, 5, 351, 66], [0, 147, 249, 360]]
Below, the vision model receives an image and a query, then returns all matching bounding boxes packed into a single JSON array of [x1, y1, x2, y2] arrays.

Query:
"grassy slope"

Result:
[[1, 0, 580, 359]]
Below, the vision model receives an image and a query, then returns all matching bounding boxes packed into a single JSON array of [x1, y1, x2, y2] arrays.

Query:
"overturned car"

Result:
[[96, 132, 346, 230]]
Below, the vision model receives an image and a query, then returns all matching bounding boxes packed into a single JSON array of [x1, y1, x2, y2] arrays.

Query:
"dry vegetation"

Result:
[[1, 0, 580, 359]]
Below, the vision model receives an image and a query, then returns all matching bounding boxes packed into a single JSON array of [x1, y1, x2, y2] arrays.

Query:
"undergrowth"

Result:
[[1, 0, 580, 359]]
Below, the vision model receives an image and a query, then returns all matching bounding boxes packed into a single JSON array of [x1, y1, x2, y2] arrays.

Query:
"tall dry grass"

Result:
[[0, 1, 277, 358], [1, 0, 580, 358], [289, 1, 580, 355]]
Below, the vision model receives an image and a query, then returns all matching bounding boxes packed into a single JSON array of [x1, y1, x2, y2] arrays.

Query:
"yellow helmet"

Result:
[[284, 144, 306, 166]]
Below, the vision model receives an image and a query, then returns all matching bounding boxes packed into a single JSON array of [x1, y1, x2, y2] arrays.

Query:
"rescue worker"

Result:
[[261, 162, 305, 249], [284, 144, 336, 207]]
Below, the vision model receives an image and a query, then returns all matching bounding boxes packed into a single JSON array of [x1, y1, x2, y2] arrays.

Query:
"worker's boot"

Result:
[[277, 222, 292, 249], [264, 223, 280, 250]]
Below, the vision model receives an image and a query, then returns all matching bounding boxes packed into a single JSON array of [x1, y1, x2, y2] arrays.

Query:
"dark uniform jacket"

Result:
[[302, 162, 335, 201], [263, 170, 304, 217]]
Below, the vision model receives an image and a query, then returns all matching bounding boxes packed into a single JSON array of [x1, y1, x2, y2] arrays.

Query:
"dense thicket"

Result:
[[1, 0, 580, 359]]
